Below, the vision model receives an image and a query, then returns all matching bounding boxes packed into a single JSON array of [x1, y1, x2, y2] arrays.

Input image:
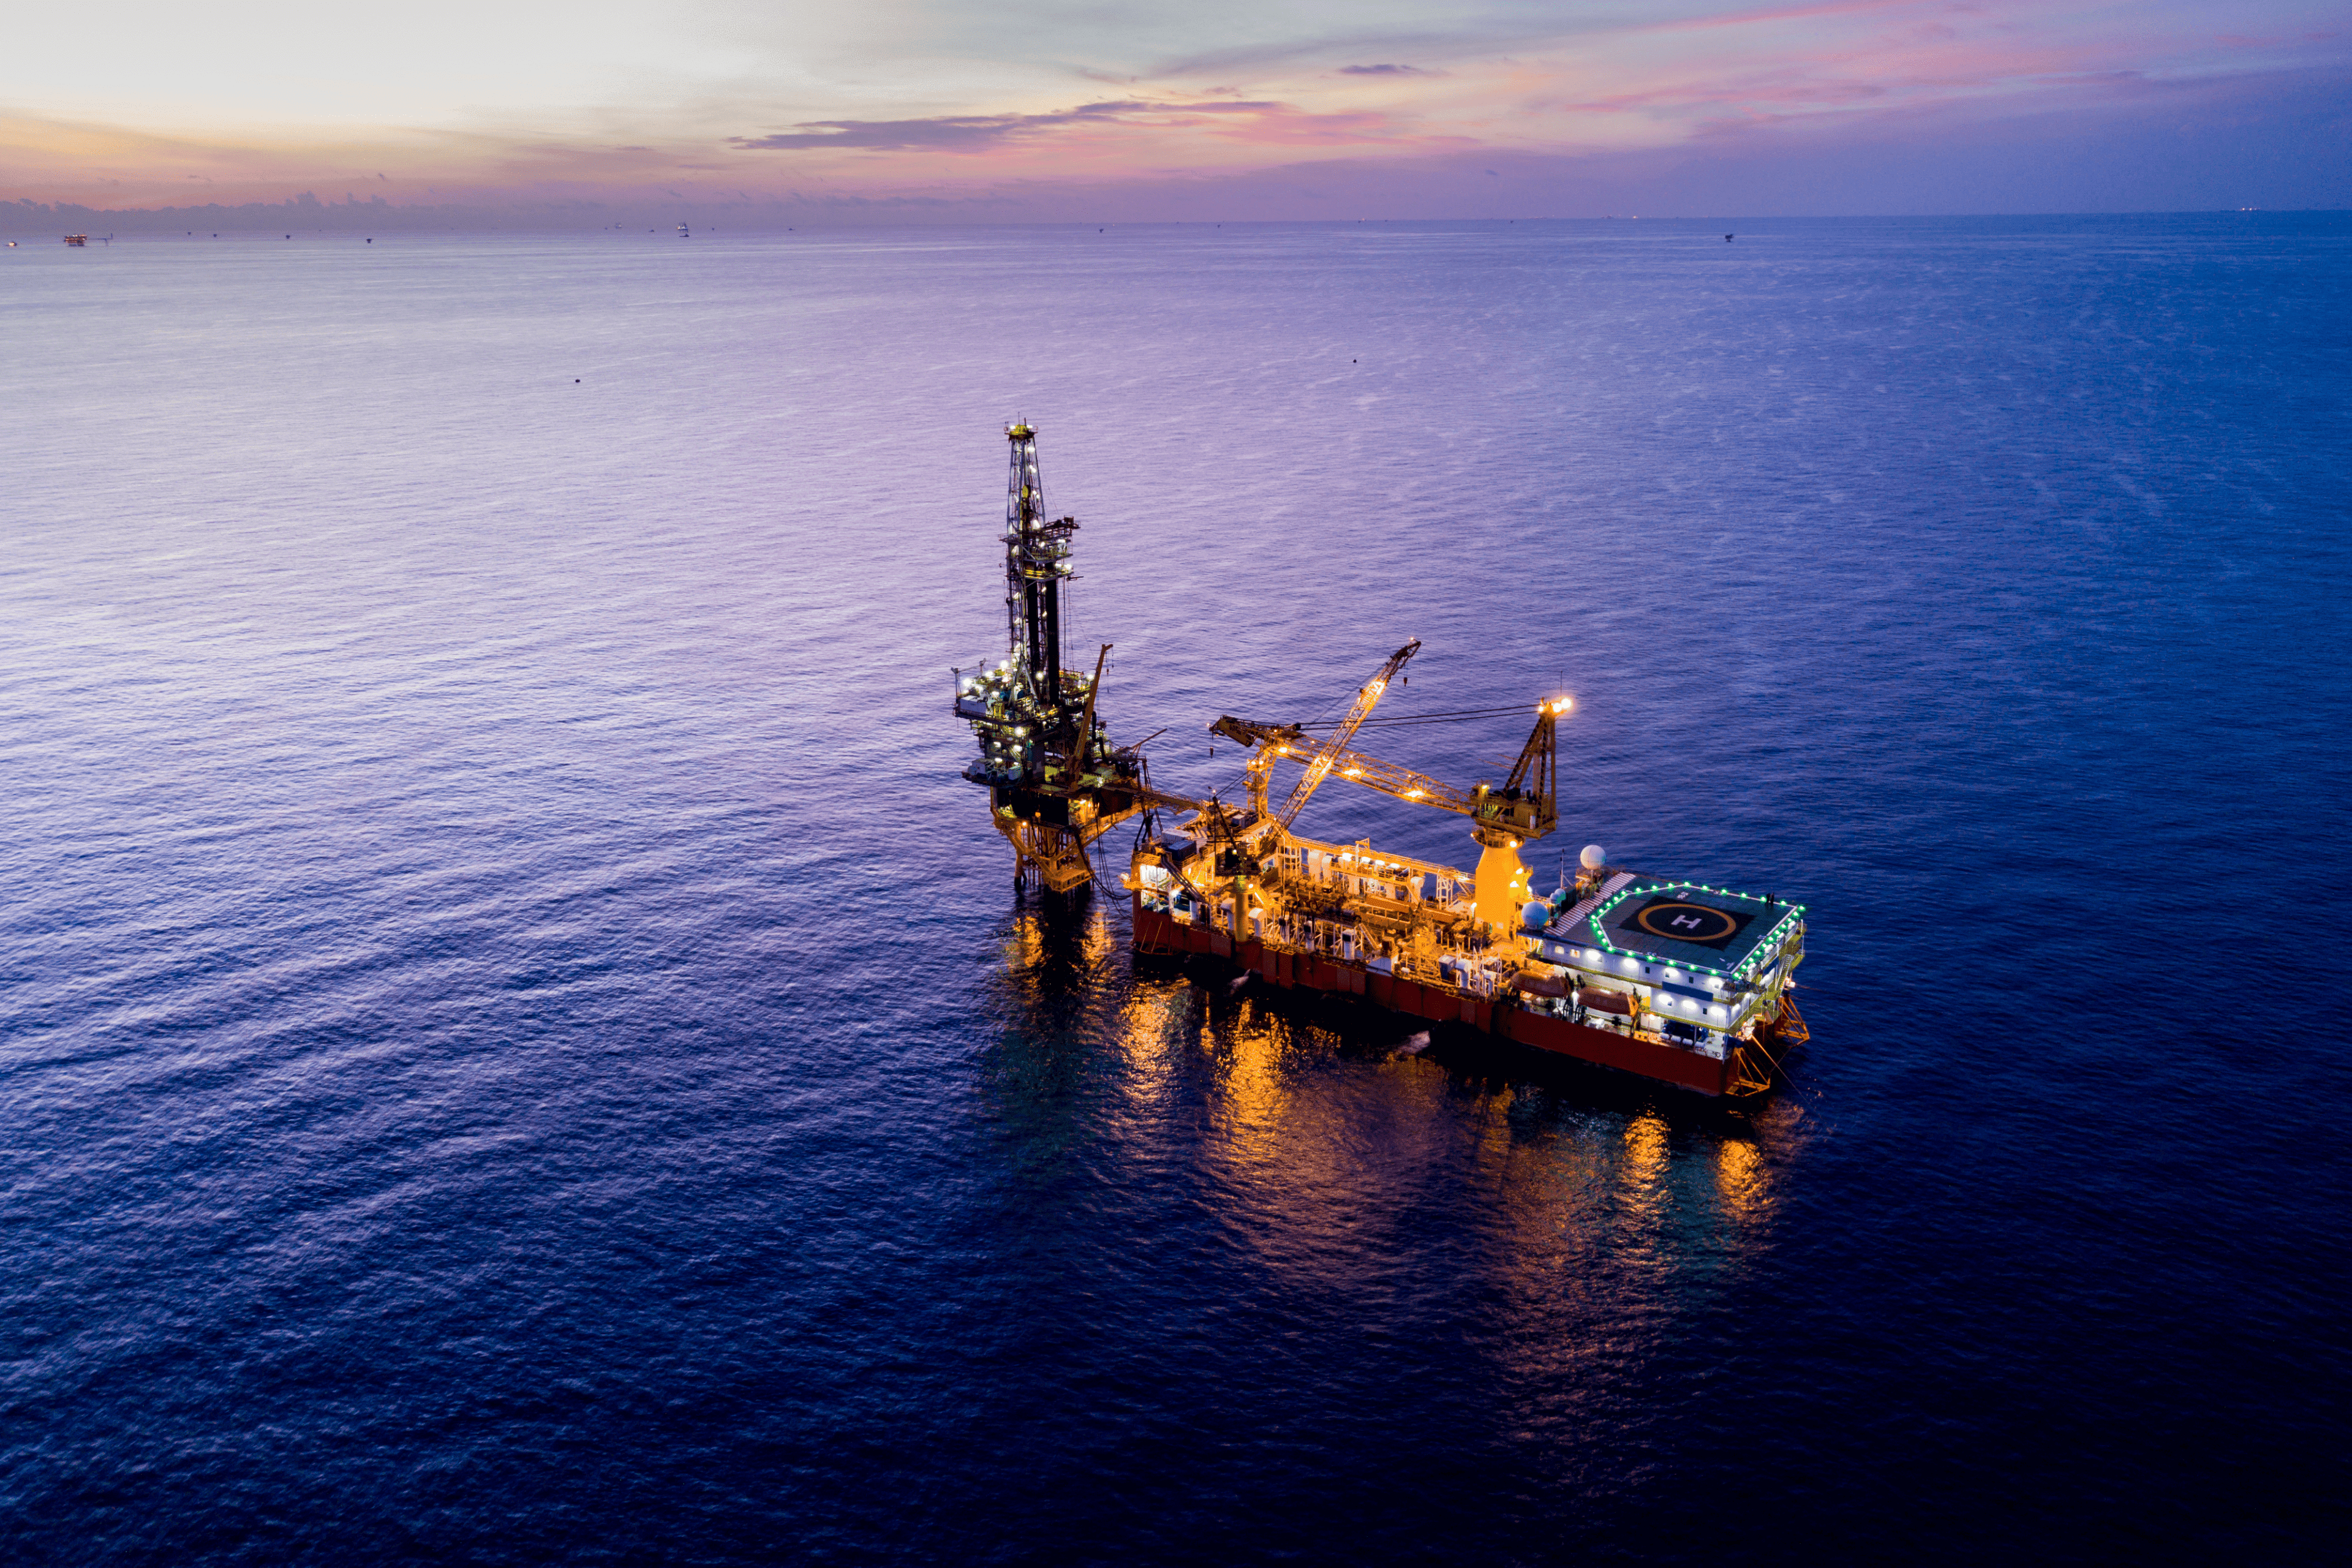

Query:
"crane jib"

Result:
[[1272, 638, 1420, 830], [1210, 674, 1558, 842]]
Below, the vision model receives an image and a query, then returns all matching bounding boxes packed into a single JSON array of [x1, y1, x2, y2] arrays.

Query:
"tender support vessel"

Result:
[[953, 425, 1807, 1096]]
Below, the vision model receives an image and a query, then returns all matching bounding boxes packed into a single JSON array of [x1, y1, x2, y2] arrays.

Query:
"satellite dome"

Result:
[[1521, 900, 1551, 930], [1580, 844, 1607, 870]]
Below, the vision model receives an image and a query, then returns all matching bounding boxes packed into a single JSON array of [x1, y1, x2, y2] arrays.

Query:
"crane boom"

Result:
[[1209, 694, 1570, 842], [1208, 672, 1574, 937], [1267, 638, 1420, 831], [1066, 642, 1111, 780], [1208, 717, 1474, 816]]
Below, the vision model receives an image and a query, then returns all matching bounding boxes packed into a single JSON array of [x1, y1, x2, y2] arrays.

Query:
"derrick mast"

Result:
[[1003, 422, 1075, 709], [954, 423, 1171, 893]]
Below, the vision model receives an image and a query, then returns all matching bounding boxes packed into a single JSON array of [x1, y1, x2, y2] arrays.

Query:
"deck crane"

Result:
[[1210, 693, 1574, 934], [1234, 639, 1420, 831], [1154, 639, 1417, 948]]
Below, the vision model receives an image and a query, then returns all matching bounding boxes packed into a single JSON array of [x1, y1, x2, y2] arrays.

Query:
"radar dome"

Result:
[[1580, 844, 1607, 870], [1521, 900, 1551, 930]]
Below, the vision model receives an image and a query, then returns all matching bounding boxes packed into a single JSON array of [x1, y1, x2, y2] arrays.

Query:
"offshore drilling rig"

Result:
[[953, 422, 1186, 892], [951, 424, 1807, 1096]]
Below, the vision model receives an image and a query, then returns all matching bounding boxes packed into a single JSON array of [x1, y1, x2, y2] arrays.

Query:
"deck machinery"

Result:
[[1129, 646, 1810, 1099], [951, 426, 1807, 1096], [954, 423, 1183, 892]]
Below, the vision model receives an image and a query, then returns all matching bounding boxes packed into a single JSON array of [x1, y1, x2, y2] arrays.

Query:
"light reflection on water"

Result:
[[1202, 1002, 1295, 1177], [1716, 1129, 1773, 1227], [0, 217, 2334, 1558], [981, 896, 1792, 1400]]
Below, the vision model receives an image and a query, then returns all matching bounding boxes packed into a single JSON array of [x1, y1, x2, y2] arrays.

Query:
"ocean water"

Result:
[[2, 214, 2346, 1563]]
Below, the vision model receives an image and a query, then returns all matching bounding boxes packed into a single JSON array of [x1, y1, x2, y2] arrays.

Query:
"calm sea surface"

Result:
[[2, 216, 2346, 1562]]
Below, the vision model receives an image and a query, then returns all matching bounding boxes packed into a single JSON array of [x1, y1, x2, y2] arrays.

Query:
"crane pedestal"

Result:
[[1471, 831, 1536, 943]]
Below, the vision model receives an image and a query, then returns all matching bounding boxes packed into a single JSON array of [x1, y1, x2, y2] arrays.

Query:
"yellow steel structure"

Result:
[[1210, 692, 1574, 943], [1120, 640, 1803, 1100], [1248, 639, 1420, 829]]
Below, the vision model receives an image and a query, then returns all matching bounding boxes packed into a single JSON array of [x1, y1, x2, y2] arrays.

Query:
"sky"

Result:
[[4, 1, 2348, 222]]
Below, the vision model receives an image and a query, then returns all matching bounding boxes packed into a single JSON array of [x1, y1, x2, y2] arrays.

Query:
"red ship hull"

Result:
[[1133, 899, 1770, 1098]]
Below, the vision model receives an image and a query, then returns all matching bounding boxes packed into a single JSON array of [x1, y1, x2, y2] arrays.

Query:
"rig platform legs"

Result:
[[1001, 817, 1096, 895]]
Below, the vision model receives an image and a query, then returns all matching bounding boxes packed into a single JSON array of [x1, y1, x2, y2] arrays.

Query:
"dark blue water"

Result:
[[3, 215, 2346, 1562]]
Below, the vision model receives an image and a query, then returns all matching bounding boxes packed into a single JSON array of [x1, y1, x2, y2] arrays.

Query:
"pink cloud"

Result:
[[9, 3, 2350, 216]]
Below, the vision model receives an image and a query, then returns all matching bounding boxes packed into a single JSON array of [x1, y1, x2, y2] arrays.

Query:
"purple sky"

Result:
[[5, 2, 2346, 221]]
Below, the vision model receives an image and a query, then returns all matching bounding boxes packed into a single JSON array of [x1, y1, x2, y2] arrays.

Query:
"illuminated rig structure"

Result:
[[1129, 646, 1809, 1099], [954, 422, 1186, 893], [952, 425, 1807, 1096]]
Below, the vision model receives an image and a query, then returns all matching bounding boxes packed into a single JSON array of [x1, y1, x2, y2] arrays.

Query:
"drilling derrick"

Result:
[[954, 423, 1182, 894], [1003, 423, 1071, 706]]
